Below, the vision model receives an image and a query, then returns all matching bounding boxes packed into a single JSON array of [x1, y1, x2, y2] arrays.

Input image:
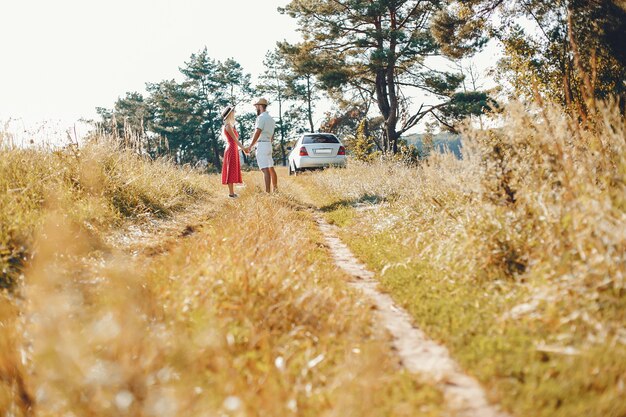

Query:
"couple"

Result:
[[220, 98, 278, 197]]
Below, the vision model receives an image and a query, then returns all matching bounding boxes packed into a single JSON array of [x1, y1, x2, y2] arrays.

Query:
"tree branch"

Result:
[[398, 0, 425, 29], [399, 101, 450, 134], [430, 110, 457, 132]]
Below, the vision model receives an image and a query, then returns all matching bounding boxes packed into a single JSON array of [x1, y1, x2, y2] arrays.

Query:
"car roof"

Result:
[[301, 132, 337, 136]]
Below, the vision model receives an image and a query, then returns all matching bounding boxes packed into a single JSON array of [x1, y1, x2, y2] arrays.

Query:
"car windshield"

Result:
[[302, 134, 339, 144]]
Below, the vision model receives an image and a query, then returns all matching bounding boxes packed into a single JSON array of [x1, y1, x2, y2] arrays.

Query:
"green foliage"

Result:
[[433, 0, 626, 115], [277, 41, 320, 132], [396, 141, 421, 165], [281, 0, 493, 152], [431, 8, 489, 59], [421, 72, 465, 96], [98, 48, 254, 169], [351, 119, 378, 162], [96, 92, 152, 138], [437, 92, 498, 131], [257, 49, 310, 165], [318, 102, 377, 140]]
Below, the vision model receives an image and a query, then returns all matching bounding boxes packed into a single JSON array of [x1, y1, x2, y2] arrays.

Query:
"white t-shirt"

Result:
[[255, 111, 275, 142]]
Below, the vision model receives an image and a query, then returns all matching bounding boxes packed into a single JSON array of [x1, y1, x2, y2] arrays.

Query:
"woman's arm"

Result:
[[225, 124, 246, 151]]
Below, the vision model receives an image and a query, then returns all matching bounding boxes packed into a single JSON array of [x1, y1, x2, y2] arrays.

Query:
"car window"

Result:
[[302, 134, 339, 144]]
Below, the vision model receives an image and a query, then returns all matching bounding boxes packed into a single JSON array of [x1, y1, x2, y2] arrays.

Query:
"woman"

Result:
[[220, 105, 246, 198]]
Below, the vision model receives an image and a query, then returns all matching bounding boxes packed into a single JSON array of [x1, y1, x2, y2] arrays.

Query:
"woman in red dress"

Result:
[[221, 106, 247, 197]]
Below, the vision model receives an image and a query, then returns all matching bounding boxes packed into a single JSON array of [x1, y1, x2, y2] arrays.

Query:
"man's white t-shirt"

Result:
[[255, 111, 275, 142]]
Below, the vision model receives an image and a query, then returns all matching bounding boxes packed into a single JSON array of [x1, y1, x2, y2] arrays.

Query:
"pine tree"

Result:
[[280, 0, 493, 153], [432, 0, 626, 115]]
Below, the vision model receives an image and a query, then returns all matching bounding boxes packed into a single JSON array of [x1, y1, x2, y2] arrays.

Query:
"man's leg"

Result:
[[269, 167, 278, 192], [261, 168, 271, 192]]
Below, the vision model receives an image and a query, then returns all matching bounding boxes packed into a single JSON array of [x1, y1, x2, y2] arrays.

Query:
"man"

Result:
[[246, 98, 277, 193]]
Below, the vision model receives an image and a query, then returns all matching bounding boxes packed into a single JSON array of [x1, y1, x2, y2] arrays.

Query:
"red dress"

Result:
[[221, 126, 242, 185]]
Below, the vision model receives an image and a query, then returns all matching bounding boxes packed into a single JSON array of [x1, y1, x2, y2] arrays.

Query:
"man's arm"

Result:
[[248, 114, 264, 151], [249, 128, 262, 149]]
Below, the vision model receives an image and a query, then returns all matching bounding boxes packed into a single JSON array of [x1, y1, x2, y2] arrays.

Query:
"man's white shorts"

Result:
[[255, 142, 274, 169]]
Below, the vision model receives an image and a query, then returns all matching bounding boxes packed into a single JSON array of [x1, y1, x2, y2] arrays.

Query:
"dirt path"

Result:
[[315, 215, 511, 417], [105, 197, 221, 257], [98, 178, 510, 416]]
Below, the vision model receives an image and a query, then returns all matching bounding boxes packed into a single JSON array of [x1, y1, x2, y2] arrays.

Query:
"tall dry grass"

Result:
[[299, 99, 626, 415], [2, 188, 442, 417], [0, 136, 443, 416], [0, 134, 217, 416], [310, 99, 625, 331], [0, 137, 214, 289]]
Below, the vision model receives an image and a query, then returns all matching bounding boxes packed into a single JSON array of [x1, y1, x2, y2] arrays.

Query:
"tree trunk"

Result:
[[278, 94, 287, 166], [306, 75, 315, 132], [372, 14, 402, 154], [386, 63, 400, 154], [375, 68, 391, 152], [386, 7, 400, 154], [374, 63, 401, 153], [209, 124, 222, 171]]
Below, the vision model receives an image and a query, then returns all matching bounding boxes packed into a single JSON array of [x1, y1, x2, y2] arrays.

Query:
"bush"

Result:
[[351, 119, 379, 162]]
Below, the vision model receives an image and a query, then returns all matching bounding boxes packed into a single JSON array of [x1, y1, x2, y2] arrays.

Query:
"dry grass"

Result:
[[0, 138, 444, 416], [296, 100, 626, 416], [0, 137, 214, 289]]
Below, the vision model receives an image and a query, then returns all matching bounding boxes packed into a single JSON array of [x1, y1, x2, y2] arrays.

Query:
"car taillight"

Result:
[[299, 146, 309, 156], [338, 146, 346, 155]]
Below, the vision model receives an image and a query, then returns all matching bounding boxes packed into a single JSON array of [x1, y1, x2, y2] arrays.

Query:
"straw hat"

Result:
[[253, 98, 269, 106], [221, 105, 234, 120]]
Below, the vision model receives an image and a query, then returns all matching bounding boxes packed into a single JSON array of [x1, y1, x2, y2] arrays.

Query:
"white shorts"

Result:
[[255, 141, 274, 169]]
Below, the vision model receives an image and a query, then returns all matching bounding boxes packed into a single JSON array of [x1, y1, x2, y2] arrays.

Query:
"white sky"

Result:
[[0, 0, 300, 142], [1, 0, 499, 144]]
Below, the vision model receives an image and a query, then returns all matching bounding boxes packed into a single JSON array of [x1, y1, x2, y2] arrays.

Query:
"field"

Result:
[[1, 98, 625, 416], [294, 100, 626, 416], [0, 137, 442, 417]]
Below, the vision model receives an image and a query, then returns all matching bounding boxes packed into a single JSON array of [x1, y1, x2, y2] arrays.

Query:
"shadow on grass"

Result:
[[320, 194, 386, 212]]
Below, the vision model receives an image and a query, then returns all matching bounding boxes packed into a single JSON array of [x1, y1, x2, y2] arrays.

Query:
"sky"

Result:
[[0, 0, 301, 143], [1, 0, 498, 144]]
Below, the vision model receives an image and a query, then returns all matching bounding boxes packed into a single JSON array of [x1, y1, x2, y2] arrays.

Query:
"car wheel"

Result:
[[288, 163, 294, 176]]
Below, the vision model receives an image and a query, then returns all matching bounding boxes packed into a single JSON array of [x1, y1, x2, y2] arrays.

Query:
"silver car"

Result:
[[287, 133, 346, 175]]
